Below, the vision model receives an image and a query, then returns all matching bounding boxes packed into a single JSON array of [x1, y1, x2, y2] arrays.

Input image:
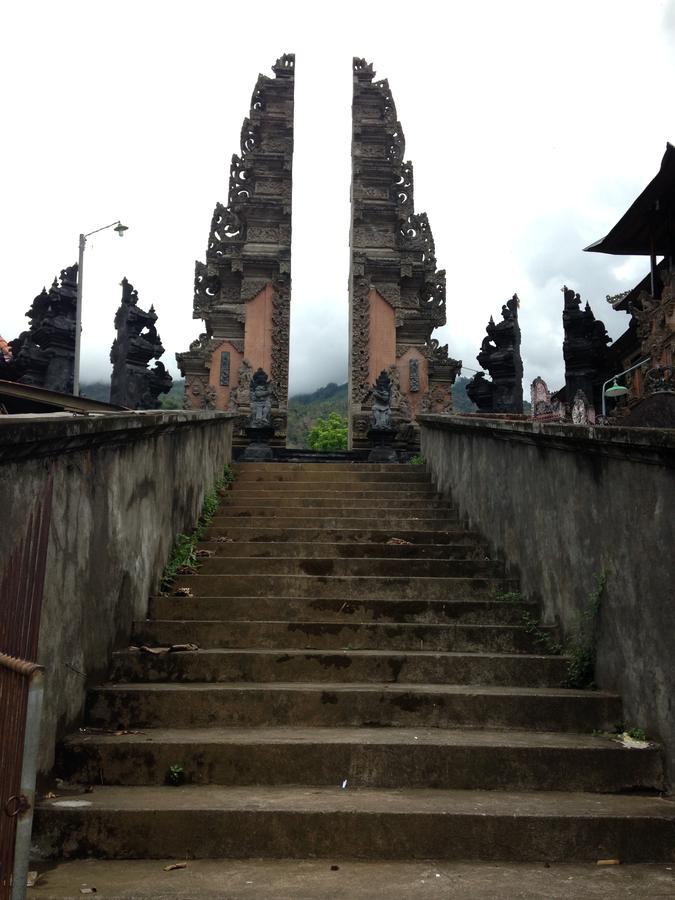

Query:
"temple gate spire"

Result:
[[177, 53, 295, 443], [348, 57, 460, 449]]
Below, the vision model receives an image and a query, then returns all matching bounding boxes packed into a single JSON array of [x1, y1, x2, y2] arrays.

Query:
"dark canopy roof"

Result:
[[584, 143, 675, 256]]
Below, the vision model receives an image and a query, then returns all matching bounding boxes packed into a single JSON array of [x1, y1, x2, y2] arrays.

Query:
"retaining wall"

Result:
[[0, 411, 234, 775], [420, 414, 675, 783]]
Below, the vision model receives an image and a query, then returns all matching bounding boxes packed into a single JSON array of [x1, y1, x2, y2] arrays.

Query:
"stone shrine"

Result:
[[110, 278, 172, 409], [348, 58, 461, 450], [177, 54, 295, 444], [1, 265, 78, 393], [466, 294, 523, 413], [562, 285, 611, 415]]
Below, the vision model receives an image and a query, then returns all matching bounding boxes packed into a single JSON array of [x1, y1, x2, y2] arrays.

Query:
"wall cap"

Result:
[[418, 414, 675, 465], [0, 410, 236, 464]]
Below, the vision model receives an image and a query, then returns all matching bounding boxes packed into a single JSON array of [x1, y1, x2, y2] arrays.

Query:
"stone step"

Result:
[[195, 557, 502, 578], [85, 682, 621, 732], [149, 596, 533, 625], [227, 488, 440, 500], [199, 541, 488, 560], [203, 527, 481, 545], [132, 619, 553, 653], [210, 515, 462, 529], [232, 471, 430, 483], [36, 786, 675, 861], [109, 648, 568, 687], [167, 573, 517, 600], [24, 858, 675, 899], [56, 726, 665, 793], [215, 507, 459, 521], [221, 497, 454, 510], [233, 463, 417, 472]]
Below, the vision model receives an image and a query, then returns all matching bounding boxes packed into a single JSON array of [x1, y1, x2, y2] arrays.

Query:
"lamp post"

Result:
[[601, 358, 650, 418], [73, 220, 129, 396]]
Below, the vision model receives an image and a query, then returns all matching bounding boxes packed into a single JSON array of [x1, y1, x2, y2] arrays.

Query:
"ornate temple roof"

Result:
[[584, 143, 675, 256]]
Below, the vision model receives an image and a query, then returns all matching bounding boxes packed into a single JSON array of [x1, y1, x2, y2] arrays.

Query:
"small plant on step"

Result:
[[626, 726, 647, 741], [166, 764, 186, 786], [521, 611, 563, 655], [160, 471, 232, 588], [562, 571, 606, 689], [219, 464, 236, 492], [494, 590, 524, 604], [409, 454, 425, 465]]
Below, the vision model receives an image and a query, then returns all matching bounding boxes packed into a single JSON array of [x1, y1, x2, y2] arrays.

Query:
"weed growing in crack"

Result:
[[160, 465, 236, 590]]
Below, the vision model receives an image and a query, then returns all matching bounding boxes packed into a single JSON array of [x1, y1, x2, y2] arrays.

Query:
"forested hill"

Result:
[[287, 382, 348, 448]]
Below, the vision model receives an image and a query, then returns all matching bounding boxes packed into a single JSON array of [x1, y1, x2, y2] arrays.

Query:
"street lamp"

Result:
[[601, 358, 650, 418], [73, 219, 129, 396]]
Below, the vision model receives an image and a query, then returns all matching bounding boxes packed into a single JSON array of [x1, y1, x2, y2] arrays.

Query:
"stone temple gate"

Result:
[[178, 54, 460, 449]]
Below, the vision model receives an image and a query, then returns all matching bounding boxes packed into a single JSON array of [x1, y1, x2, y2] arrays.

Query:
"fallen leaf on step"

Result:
[[196, 549, 215, 558], [174, 587, 193, 597], [215, 536, 234, 543], [140, 645, 170, 655], [44, 792, 57, 799], [386, 537, 413, 545], [163, 863, 188, 871], [26, 871, 39, 887], [112, 730, 145, 736], [79, 885, 97, 893], [169, 643, 200, 653], [596, 858, 620, 866], [614, 733, 651, 750], [175, 566, 198, 576]]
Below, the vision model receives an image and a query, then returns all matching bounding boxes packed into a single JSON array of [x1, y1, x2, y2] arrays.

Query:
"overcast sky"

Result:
[[2, 0, 674, 397]]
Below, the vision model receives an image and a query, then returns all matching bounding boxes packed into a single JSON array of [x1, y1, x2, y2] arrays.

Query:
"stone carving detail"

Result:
[[2, 264, 78, 393], [219, 351, 231, 386], [530, 376, 564, 419], [644, 365, 674, 394], [562, 285, 611, 414], [248, 367, 274, 427], [409, 358, 420, 392], [177, 54, 294, 438], [349, 58, 460, 448], [466, 294, 523, 413], [633, 270, 675, 368], [367, 370, 393, 429], [571, 390, 594, 425], [110, 278, 173, 409]]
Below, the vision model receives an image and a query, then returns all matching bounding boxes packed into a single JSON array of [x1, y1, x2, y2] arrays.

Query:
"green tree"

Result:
[[306, 412, 348, 451]]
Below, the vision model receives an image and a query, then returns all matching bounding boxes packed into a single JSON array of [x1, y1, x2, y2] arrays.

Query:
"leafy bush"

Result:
[[307, 413, 348, 451]]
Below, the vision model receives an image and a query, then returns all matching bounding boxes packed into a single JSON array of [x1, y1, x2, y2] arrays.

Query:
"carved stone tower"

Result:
[[466, 294, 523, 413], [348, 58, 460, 449], [562, 286, 611, 414], [177, 53, 295, 442], [110, 278, 172, 409], [3, 264, 78, 393]]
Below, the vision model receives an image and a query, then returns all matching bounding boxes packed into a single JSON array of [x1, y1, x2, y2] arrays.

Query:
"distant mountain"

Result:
[[79, 380, 185, 409], [287, 382, 348, 448]]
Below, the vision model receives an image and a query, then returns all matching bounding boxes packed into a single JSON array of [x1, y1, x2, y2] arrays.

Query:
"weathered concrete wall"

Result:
[[0, 410, 234, 775], [420, 414, 675, 783]]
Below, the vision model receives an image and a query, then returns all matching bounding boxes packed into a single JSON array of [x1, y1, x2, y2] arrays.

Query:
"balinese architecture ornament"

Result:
[[110, 278, 172, 409], [242, 367, 276, 462], [562, 286, 611, 415], [530, 376, 564, 420], [348, 58, 460, 449], [2, 265, 78, 393], [466, 294, 523, 413], [176, 53, 295, 444]]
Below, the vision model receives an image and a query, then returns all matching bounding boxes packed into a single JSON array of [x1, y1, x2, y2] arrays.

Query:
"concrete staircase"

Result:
[[36, 463, 673, 863]]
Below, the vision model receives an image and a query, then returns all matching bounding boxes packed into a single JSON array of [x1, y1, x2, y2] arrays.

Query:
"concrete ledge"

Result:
[[0, 410, 235, 462], [418, 414, 675, 466]]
